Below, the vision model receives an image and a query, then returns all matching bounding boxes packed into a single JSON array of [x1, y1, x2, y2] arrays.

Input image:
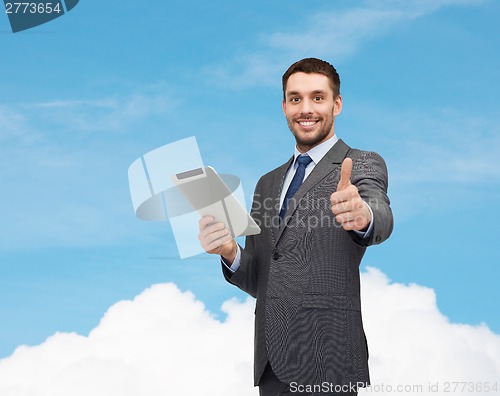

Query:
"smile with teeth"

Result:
[[298, 119, 319, 127]]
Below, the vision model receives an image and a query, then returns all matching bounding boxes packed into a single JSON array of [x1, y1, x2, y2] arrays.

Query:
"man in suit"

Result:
[[199, 58, 393, 395]]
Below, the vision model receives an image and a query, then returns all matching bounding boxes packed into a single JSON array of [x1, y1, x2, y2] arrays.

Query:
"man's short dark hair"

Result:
[[282, 58, 341, 99]]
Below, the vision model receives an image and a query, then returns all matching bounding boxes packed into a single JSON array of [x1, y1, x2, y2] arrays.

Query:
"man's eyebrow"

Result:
[[286, 90, 327, 97]]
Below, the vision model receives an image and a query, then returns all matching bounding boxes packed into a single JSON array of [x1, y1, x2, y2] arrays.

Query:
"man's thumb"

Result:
[[337, 158, 352, 191]]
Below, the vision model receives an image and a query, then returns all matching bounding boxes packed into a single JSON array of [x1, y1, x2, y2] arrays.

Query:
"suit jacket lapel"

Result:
[[275, 139, 351, 245], [270, 156, 293, 243]]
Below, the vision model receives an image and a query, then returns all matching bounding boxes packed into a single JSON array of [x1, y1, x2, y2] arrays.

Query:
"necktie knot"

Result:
[[296, 154, 313, 168]]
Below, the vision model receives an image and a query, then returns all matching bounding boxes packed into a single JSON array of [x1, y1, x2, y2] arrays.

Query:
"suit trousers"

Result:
[[259, 364, 358, 396]]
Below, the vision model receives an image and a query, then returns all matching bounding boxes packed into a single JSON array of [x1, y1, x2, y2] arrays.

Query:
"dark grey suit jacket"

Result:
[[222, 139, 393, 387]]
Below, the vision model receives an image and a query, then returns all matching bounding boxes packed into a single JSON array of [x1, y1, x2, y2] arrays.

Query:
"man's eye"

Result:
[[290, 97, 300, 103], [313, 96, 323, 101]]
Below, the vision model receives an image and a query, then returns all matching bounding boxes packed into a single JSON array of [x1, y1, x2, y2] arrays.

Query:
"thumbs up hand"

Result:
[[330, 158, 372, 231]]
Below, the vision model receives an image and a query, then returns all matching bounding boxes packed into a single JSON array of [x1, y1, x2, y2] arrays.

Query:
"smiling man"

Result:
[[199, 58, 394, 396], [283, 70, 340, 152]]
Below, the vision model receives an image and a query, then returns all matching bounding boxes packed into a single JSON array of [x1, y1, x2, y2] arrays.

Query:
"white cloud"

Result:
[[341, 103, 500, 222], [266, 8, 404, 59], [0, 88, 178, 250], [270, 0, 482, 56], [346, 105, 500, 185], [0, 283, 258, 396], [0, 268, 498, 396], [0, 105, 42, 144], [0, 135, 135, 250], [207, 0, 481, 89], [26, 92, 178, 132], [360, 267, 500, 395]]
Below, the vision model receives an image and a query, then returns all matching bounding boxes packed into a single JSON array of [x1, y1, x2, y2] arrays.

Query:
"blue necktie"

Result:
[[279, 155, 313, 220]]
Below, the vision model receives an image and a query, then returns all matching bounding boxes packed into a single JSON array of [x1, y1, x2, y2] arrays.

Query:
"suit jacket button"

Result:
[[273, 252, 281, 260]]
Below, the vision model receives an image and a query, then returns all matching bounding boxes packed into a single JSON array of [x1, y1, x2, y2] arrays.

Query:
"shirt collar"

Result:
[[293, 134, 339, 166]]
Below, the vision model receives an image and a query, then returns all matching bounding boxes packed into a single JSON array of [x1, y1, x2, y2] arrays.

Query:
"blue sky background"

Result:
[[0, 0, 499, 359]]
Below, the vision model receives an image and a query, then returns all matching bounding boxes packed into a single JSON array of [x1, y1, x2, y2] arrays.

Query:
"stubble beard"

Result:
[[287, 116, 334, 151]]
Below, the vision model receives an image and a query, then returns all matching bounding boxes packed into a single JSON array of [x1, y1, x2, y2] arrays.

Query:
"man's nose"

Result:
[[299, 99, 313, 115]]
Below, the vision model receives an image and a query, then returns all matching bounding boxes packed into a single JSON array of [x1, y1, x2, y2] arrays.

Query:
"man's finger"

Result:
[[199, 215, 215, 230], [199, 222, 226, 242], [337, 158, 352, 192]]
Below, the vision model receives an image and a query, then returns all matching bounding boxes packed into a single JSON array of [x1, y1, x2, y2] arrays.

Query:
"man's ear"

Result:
[[282, 99, 286, 116], [334, 95, 343, 117]]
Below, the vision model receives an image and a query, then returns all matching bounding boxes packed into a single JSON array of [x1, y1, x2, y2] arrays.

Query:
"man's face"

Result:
[[282, 72, 342, 153]]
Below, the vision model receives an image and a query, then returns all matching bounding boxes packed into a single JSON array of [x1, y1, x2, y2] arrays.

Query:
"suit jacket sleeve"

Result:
[[220, 178, 263, 298], [348, 150, 393, 247]]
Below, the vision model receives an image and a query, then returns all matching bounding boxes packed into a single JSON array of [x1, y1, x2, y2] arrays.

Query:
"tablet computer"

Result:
[[171, 166, 261, 237]]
